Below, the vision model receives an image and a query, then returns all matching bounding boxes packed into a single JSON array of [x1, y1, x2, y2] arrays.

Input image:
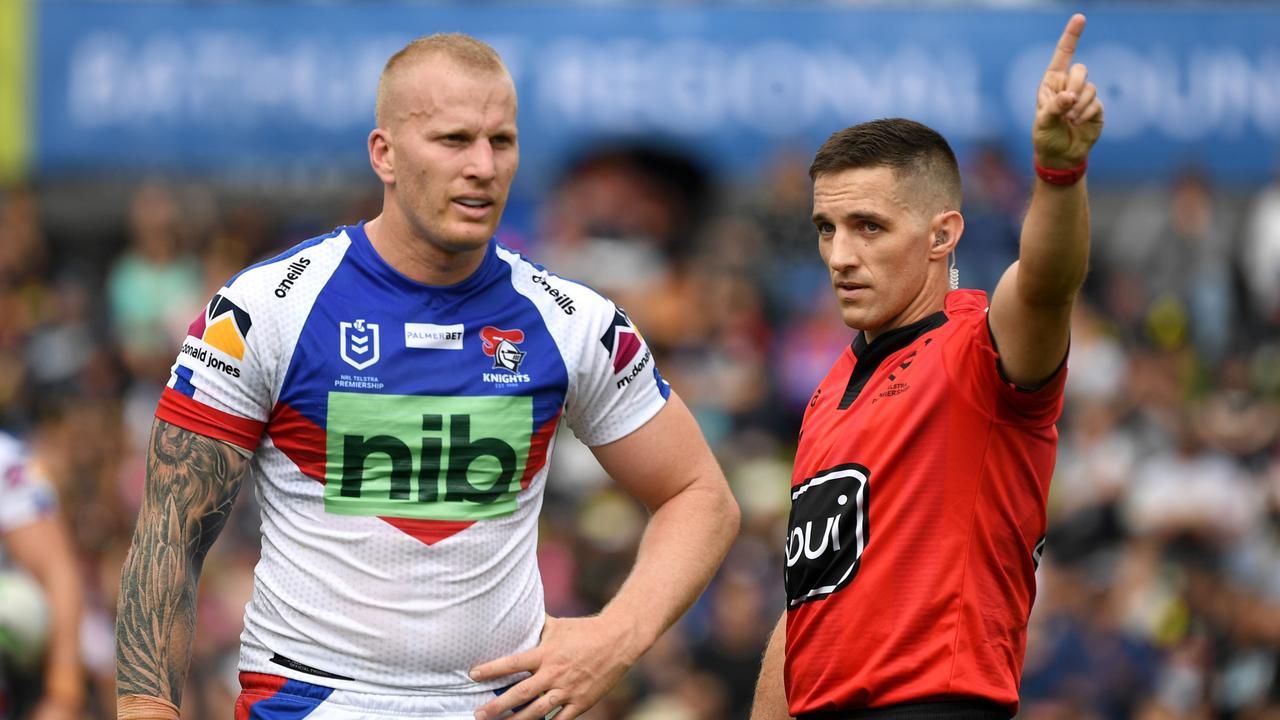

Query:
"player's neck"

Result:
[[862, 275, 948, 345], [364, 214, 487, 287]]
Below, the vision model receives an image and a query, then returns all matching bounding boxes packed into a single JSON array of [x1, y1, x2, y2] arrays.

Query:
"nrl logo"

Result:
[[340, 319, 381, 371]]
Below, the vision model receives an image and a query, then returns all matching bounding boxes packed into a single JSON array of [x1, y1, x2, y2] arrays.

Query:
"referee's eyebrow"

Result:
[[812, 210, 892, 227], [849, 210, 891, 226]]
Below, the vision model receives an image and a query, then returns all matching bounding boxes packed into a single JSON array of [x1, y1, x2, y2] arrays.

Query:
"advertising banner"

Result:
[[34, 3, 1280, 184]]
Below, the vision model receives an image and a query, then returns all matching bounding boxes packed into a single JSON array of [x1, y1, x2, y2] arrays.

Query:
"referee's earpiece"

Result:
[[935, 231, 959, 289]]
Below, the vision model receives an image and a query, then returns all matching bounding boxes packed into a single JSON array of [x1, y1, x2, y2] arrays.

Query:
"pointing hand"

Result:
[[1033, 14, 1104, 168]]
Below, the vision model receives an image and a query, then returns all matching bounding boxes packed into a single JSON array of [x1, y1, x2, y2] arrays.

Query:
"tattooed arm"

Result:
[[116, 419, 250, 709]]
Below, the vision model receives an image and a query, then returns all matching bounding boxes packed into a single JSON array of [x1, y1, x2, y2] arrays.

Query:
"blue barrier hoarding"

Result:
[[33, 3, 1280, 185]]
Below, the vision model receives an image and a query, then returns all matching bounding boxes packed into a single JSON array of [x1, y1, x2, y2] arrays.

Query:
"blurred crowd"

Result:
[[1, 142, 1278, 719]]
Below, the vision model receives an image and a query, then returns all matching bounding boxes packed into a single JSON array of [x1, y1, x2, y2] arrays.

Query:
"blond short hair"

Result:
[[374, 33, 509, 127]]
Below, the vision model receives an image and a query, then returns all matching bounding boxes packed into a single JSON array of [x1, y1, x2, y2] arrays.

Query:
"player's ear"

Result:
[[928, 211, 964, 260], [369, 128, 395, 185]]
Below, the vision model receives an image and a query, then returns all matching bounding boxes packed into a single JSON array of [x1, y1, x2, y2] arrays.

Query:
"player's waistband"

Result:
[[236, 671, 538, 720], [797, 699, 1011, 720]]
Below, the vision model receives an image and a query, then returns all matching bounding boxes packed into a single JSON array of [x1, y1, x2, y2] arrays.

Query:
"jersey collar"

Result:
[[346, 221, 502, 296], [840, 310, 949, 410]]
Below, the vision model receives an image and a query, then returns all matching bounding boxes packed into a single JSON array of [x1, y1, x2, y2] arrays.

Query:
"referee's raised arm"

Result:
[[751, 13, 1104, 720], [988, 13, 1104, 389]]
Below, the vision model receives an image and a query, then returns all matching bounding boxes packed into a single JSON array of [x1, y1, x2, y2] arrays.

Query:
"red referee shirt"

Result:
[[784, 290, 1066, 716]]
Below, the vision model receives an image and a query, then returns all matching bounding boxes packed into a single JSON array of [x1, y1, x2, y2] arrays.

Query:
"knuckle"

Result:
[[518, 686, 542, 704], [503, 684, 534, 706], [529, 697, 560, 718]]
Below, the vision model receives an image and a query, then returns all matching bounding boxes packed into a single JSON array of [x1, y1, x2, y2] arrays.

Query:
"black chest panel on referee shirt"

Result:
[[839, 312, 949, 410]]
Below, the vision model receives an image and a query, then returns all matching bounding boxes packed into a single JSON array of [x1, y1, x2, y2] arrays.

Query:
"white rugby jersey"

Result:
[[0, 433, 56, 539], [156, 223, 670, 694]]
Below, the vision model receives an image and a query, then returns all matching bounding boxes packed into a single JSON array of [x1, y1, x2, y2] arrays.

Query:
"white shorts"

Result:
[[235, 671, 541, 720]]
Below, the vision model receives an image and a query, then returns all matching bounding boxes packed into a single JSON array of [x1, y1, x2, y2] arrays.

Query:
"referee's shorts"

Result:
[[797, 699, 1011, 720], [235, 671, 555, 720]]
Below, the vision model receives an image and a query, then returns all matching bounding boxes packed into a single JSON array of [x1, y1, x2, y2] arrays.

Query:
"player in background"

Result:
[[750, 15, 1103, 720], [0, 432, 84, 720], [116, 33, 739, 720]]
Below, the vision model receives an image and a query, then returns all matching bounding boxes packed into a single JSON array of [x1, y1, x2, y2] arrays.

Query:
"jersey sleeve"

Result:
[[155, 286, 273, 452], [944, 309, 1066, 426], [564, 303, 671, 447], [0, 443, 57, 534]]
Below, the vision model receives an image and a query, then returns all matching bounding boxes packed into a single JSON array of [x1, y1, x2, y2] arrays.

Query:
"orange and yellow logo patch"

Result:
[[187, 293, 252, 360]]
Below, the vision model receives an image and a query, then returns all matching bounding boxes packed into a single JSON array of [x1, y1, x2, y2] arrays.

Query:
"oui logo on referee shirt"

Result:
[[785, 463, 870, 607]]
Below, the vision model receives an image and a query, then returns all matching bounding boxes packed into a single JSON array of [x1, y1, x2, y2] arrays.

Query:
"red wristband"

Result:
[[1034, 156, 1087, 186]]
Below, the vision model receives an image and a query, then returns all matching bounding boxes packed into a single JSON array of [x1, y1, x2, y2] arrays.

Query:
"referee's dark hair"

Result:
[[810, 118, 962, 213]]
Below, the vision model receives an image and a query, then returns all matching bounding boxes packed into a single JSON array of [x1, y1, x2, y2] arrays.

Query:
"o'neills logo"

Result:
[[531, 274, 576, 315], [274, 257, 312, 298]]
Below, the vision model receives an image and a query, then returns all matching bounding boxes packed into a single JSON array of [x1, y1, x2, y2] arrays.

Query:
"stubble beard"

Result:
[[403, 198, 499, 258]]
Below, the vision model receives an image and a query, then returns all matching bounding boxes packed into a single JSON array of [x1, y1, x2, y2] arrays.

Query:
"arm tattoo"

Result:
[[116, 419, 249, 703]]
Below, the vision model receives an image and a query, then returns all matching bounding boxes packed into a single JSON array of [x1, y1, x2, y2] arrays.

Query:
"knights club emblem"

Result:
[[480, 326, 526, 373]]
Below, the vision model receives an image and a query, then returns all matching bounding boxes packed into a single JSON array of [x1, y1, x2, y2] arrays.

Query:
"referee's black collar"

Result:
[[850, 310, 948, 358], [841, 311, 948, 409]]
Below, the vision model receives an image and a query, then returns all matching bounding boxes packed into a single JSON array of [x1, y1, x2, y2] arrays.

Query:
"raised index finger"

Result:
[[1046, 13, 1087, 74]]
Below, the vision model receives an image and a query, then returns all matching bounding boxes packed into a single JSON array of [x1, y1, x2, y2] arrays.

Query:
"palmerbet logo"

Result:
[[324, 393, 532, 521]]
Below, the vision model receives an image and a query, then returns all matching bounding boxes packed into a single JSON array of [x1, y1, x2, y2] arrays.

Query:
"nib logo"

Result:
[[340, 319, 381, 371]]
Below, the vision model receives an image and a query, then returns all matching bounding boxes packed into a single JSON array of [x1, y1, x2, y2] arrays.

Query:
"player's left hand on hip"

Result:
[[470, 614, 639, 720], [1033, 13, 1105, 168]]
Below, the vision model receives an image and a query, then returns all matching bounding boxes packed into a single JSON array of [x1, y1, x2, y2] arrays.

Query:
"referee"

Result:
[[751, 15, 1103, 720]]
